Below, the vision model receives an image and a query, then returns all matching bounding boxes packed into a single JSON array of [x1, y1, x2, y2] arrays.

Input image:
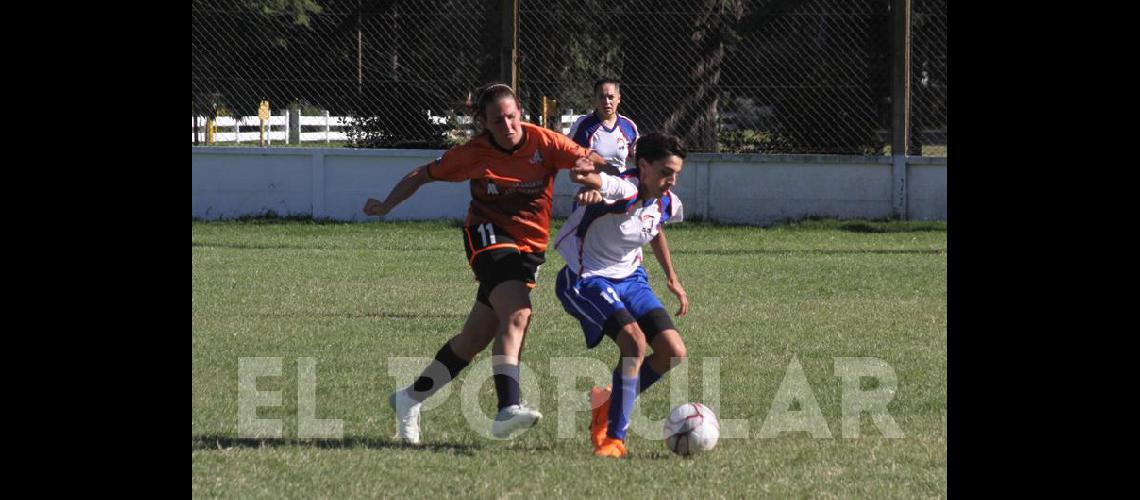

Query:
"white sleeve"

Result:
[[599, 172, 638, 202]]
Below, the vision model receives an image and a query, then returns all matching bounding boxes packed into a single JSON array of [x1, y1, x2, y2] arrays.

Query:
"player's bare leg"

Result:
[[487, 280, 542, 438], [646, 328, 687, 378], [390, 302, 498, 444], [449, 301, 499, 360]]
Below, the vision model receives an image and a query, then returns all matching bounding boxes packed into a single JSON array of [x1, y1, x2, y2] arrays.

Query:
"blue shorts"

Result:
[[555, 265, 666, 349]]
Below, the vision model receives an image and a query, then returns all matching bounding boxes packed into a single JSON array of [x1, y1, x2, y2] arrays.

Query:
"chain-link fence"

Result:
[[192, 0, 946, 156], [192, 0, 489, 148], [520, 0, 890, 155], [910, 0, 947, 157]]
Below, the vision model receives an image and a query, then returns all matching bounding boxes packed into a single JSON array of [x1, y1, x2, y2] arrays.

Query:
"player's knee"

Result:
[[659, 331, 687, 368], [618, 323, 648, 359], [668, 335, 687, 362], [502, 307, 532, 334]]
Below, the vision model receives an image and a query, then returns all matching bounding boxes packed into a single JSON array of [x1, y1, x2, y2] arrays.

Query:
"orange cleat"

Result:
[[589, 385, 612, 449], [594, 436, 627, 458]]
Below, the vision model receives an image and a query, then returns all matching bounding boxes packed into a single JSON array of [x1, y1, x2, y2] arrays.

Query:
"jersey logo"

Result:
[[530, 150, 543, 165], [641, 213, 658, 238], [487, 182, 500, 195]]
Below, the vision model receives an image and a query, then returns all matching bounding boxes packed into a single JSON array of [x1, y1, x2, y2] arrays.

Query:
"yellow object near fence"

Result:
[[541, 96, 558, 130], [258, 100, 270, 147]]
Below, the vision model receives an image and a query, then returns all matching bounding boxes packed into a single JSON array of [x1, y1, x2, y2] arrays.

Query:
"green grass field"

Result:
[[192, 218, 947, 498]]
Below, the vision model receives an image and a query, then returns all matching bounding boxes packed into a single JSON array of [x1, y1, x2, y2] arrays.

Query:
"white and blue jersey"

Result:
[[553, 170, 682, 279], [567, 114, 639, 173], [553, 170, 683, 349]]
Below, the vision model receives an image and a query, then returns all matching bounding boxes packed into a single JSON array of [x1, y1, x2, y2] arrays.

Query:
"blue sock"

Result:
[[638, 359, 663, 394], [607, 368, 639, 440]]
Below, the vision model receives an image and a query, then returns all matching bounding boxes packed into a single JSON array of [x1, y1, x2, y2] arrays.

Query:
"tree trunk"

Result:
[[663, 0, 741, 152]]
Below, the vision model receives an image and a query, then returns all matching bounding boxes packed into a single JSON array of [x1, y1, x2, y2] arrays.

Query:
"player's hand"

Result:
[[569, 157, 596, 182], [575, 188, 604, 205], [363, 198, 390, 217], [667, 278, 689, 317]]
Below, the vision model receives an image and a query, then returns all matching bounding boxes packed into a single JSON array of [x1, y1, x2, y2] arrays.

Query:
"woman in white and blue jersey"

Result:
[[553, 132, 691, 458], [567, 78, 639, 175]]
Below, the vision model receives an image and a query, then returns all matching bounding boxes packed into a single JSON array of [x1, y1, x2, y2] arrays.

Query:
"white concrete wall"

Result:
[[905, 157, 948, 221], [193, 147, 946, 223], [192, 150, 314, 219]]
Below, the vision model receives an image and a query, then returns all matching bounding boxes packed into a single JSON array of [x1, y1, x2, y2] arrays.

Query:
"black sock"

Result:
[[409, 343, 469, 402], [493, 364, 521, 411]]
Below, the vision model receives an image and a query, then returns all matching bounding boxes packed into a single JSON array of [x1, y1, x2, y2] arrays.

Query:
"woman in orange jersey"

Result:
[[363, 83, 605, 444]]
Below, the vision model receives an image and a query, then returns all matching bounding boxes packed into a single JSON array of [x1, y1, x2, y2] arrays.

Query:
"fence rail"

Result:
[[190, 111, 592, 145], [190, 111, 347, 144]]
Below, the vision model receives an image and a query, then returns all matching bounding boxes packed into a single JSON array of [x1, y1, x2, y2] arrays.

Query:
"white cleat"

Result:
[[492, 403, 542, 439], [389, 386, 422, 445]]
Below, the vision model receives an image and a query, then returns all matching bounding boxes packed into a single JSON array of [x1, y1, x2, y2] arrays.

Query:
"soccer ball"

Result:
[[663, 402, 720, 456]]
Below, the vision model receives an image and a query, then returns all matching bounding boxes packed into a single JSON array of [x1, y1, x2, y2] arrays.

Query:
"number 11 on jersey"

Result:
[[476, 223, 497, 246]]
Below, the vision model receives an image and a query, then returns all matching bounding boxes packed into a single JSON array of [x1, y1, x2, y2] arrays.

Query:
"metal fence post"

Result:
[[289, 107, 301, 144], [324, 110, 331, 143], [890, 0, 912, 219]]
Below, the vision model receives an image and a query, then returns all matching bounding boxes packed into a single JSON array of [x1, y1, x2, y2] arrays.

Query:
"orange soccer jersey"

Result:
[[427, 122, 590, 253]]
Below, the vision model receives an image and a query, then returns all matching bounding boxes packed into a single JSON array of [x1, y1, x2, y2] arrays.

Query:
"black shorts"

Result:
[[463, 223, 545, 307], [601, 307, 676, 345]]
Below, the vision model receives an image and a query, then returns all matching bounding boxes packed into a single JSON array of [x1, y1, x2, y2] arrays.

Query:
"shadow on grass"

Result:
[[192, 241, 451, 252], [191, 214, 348, 225], [192, 242, 326, 251], [835, 221, 946, 233], [192, 434, 482, 456], [635, 450, 689, 460], [192, 215, 465, 228], [255, 311, 468, 320]]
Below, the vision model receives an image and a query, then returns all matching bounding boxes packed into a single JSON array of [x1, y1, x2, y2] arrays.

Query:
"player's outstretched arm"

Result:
[[651, 228, 689, 317], [576, 170, 639, 205], [363, 163, 435, 217]]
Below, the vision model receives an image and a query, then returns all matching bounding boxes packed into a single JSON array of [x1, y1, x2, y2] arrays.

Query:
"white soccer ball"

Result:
[[663, 402, 720, 456]]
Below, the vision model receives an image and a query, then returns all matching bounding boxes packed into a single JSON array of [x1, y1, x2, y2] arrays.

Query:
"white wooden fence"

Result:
[[190, 111, 348, 144], [190, 111, 588, 144], [418, 112, 585, 136]]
